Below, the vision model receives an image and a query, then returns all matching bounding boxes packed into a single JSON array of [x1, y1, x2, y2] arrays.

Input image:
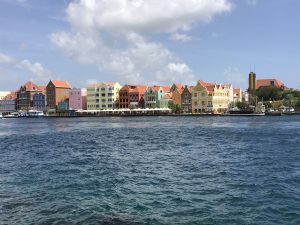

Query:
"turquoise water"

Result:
[[0, 116, 300, 224]]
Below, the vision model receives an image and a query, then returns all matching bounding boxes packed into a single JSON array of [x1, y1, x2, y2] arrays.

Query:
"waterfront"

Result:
[[0, 116, 300, 225]]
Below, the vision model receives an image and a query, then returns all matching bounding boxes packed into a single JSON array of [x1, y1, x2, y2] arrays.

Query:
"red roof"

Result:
[[256, 79, 284, 89], [51, 80, 71, 88], [233, 88, 241, 96], [162, 86, 171, 93], [198, 80, 232, 93], [3, 92, 16, 100], [22, 81, 40, 91], [162, 93, 173, 99], [120, 85, 148, 94], [188, 86, 194, 93]]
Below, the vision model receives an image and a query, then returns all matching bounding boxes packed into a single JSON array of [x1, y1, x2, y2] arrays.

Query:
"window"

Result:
[[101, 94, 106, 97], [194, 93, 197, 97]]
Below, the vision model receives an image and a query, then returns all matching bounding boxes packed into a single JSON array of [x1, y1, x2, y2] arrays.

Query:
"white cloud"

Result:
[[170, 33, 192, 42], [19, 60, 52, 81], [51, 0, 233, 84], [67, 0, 232, 33], [0, 53, 15, 64], [155, 63, 195, 84]]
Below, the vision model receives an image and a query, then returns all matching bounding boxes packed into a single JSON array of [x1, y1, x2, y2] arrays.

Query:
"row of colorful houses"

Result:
[[0, 73, 286, 114]]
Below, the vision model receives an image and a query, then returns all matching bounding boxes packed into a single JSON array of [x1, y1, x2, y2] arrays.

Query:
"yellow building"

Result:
[[192, 80, 233, 113], [87, 82, 121, 110]]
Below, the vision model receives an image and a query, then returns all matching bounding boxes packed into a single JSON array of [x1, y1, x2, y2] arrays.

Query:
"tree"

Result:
[[255, 86, 283, 101], [168, 101, 181, 113], [236, 102, 249, 110]]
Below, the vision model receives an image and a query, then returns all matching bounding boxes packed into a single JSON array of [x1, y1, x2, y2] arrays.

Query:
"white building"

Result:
[[87, 82, 121, 110]]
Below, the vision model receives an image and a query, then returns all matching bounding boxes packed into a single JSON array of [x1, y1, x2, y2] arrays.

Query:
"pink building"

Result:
[[69, 88, 87, 110]]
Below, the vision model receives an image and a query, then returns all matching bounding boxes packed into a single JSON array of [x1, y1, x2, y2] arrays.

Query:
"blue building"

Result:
[[32, 93, 46, 111]]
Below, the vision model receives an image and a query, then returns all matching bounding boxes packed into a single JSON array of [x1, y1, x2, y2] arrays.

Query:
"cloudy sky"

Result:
[[0, 0, 299, 91]]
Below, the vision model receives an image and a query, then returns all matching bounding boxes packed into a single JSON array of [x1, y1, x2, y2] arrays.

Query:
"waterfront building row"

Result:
[[1, 72, 284, 114]]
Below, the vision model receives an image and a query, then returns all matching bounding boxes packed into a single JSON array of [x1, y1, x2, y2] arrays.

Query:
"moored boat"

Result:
[[2, 112, 20, 118], [19, 110, 45, 118]]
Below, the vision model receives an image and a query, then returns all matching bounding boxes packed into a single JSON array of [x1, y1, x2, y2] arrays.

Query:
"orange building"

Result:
[[119, 85, 148, 108], [170, 83, 184, 106], [16, 81, 44, 110], [46, 80, 71, 110], [256, 79, 284, 89]]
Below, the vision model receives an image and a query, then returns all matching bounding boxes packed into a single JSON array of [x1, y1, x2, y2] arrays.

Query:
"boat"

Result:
[[2, 112, 20, 118], [225, 107, 264, 116], [228, 107, 255, 115], [19, 110, 45, 118]]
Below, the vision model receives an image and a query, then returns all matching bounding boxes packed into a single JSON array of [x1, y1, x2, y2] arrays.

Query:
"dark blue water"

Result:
[[0, 116, 299, 225]]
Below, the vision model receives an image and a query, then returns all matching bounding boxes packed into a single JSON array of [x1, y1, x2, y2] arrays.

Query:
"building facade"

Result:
[[233, 88, 242, 105], [32, 93, 46, 111], [87, 82, 121, 110], [0, 92, 11, 100], [46, 80, 71, 110], [16, 81, 43, 111], [119, 85, 147, 109], [192, 80, 233, 113], [160, 93, 173, 108], [248, 71, 285, 92], [69, 88, 87, 110], [181, 85, 193, 113], [144, 86, 170, 108], [0, 92, 16, 113]]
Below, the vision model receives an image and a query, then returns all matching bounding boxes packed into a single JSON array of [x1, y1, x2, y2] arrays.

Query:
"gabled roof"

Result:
[[132, 85, 148, 93], [3, 92, 17, 100], [21, 81, 40, 91], [197, 80, 232, 94], [256, 79, 284, 89], [146, 85, 170, 93], [120, 85, 148, 94], [38, 86, 46, 91], [50, 80, 71, 88], [233, 88, 241, 95], [162, 93, 173, 99]]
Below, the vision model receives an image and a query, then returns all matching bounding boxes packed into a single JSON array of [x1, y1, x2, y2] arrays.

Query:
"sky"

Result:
[[0, 0, 299, 91]]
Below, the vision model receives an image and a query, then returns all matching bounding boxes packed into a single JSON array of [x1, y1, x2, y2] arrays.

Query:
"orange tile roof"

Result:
[[3, 92, 17, 100], [120, 85, 148, 94], [51, 80, 71, 88], [133, 86, 148, 93], [173, 83, 184, 90], [233, 88, 241, 95], [162, 86, 171, 93], [188, 86, 194, 92], [162, 93, 173, 99], [22, 81, 39, 91], [256, 79, 284, 89], [38, 86, 46, 91]]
